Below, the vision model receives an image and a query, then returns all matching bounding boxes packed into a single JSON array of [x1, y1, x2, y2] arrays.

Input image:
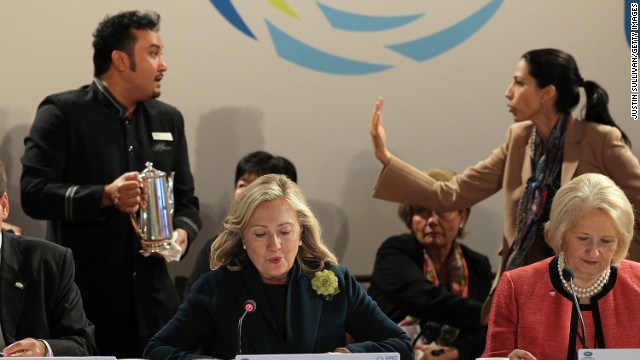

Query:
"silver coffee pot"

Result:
[[130, 162, 175, 252]]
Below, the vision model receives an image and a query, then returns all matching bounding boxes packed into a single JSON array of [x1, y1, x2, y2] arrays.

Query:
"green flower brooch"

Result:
[[311, 269, 341, 301]]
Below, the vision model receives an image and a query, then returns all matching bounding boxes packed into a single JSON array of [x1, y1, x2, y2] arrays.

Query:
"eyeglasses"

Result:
[[413, 208, 460, 221]]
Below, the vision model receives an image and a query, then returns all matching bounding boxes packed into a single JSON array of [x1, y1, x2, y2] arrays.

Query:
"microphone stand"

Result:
[[568, 278, 588, 349], [237, 311, 249, 355], [562, 267, 588, 349], [237, 300, 257, 355]]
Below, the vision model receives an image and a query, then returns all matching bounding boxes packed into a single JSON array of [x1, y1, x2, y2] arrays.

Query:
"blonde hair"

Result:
[[544, 173, 634, 265], [210, 174, 338, 274]]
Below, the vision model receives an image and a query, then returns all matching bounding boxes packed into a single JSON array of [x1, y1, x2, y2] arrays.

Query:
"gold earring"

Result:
[[242, 243, 246, 250], [298, 241, 302, 247], [457, 224, 465, 237]]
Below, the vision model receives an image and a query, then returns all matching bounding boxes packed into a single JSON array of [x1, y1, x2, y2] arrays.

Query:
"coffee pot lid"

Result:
[[141, 162, 166, 177]]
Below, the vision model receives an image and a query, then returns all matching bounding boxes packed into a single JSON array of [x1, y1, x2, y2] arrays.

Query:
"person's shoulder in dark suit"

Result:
[[2, 231, 97, 356], [184, 236, 216, 298]]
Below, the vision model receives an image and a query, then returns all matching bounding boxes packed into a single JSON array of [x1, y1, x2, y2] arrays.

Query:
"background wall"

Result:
[[1, 1, 636, 280]]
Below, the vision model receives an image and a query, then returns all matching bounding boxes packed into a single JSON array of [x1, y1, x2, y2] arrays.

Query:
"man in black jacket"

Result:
[[20, 10, 201, 358], [0, 161, 97, 357]]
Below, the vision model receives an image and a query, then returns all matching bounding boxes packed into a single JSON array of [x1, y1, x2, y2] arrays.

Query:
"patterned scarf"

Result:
[[422, 242, 469, 297], [398, 241, 469, 326], [505, 114, 567, 271]]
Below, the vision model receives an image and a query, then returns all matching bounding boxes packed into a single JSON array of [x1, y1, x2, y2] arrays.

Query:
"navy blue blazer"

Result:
[[145, 262, 412, 360], [0, 230, 97, 355]]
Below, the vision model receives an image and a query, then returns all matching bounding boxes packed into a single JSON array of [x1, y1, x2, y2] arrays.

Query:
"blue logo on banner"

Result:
[[209, 0, 504, 75]]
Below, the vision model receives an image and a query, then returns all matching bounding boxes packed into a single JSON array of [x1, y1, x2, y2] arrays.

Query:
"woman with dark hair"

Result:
[[368, 48, 640, 321], [522, 49, 629, 146]]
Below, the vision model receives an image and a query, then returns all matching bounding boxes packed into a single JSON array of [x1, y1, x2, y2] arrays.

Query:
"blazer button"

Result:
[[128, 145, 134, 153]]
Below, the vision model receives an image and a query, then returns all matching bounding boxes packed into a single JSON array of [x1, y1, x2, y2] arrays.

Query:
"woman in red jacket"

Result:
[[484, 173, 640, 360]]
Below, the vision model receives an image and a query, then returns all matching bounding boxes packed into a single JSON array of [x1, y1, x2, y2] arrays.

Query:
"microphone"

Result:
[[561, 266, 588, 349], [237, 299, 257, 355]]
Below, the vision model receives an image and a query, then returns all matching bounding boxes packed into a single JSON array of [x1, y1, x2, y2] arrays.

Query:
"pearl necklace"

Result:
[[557, 252, 610, 299]]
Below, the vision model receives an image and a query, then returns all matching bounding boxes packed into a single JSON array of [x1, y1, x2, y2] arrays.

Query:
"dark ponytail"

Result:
[[582, 80, 631, 147]]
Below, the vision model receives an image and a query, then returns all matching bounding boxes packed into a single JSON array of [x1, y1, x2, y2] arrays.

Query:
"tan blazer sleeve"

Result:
[[372, 155, 438, 206], [372, 125, 519, 211]]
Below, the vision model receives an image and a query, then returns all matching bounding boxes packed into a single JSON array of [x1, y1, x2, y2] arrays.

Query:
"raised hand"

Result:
[[369, 97, 392, 166]]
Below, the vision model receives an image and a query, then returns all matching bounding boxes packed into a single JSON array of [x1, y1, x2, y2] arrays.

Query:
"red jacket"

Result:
[[484, 257, 640, 360]]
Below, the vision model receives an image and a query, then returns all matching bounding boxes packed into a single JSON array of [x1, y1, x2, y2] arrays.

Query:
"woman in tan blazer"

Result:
[[369, 48, 640, 319]]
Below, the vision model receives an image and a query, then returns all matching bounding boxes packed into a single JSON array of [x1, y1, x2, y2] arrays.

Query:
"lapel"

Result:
[[240, 261, 325, 354], [521, 128, 533, 186], [293, 268, 324, 353], [561, 117, 582, 185], [1, 231, 27, 343], [520, 117, 581, 186]]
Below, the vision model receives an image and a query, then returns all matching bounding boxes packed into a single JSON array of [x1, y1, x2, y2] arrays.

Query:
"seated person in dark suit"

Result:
[[0, 160, 96, 357], [145, 174, 412, 359], [184, 150, 298, 297], [368, 169, 493, 360]]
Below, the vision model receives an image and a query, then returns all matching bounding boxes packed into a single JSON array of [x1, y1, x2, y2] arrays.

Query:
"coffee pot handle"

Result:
[[130, 213, 145, 240]]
